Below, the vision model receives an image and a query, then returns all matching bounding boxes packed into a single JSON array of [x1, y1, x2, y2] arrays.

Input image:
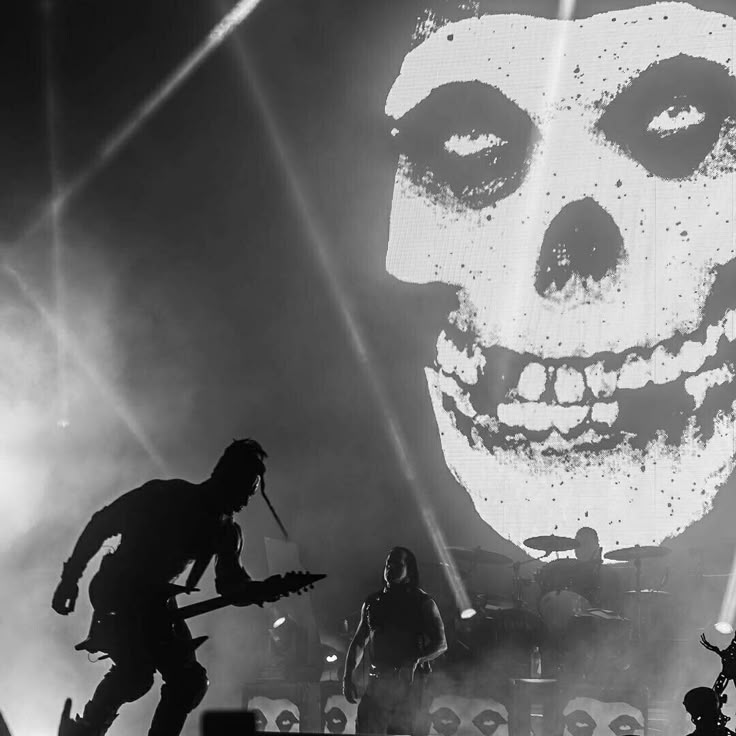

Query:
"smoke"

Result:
[[0, 231, 173, 735]]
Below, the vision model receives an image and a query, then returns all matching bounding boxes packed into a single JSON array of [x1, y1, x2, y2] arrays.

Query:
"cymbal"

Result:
[[447, 546, 513, 566], [604, 545, 671, 562], [468, 593, 516, 611], [623, 589, 671, 597], [523, 535, 579, 552]]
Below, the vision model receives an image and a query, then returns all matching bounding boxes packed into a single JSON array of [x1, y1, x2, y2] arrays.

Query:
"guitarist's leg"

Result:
[[149, 621, 209, 736], [74, 611, 156, 735], [357, 679, 391, 735], [79, 656, 155, 734]]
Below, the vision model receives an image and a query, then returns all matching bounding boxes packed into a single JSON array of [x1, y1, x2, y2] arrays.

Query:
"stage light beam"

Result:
[[717, 544, 736, 637], [19, 0, 267, 246], [222, 19, 471, 615], [43, 0, 70, 430]]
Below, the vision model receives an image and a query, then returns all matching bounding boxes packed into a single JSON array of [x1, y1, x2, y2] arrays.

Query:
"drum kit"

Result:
[[446, 535, 673, 681]]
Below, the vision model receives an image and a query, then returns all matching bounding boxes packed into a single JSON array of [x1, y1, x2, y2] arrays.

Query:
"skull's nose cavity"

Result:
[[535, 197, 624, 298]]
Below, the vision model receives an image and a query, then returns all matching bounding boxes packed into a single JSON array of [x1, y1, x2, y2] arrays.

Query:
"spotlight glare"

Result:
[[273, 616, 286, 629], [557, 0, 576, 20], [717, 546, 736, 637], [460, 608, 477, 620], [325, 654, 338, 663]]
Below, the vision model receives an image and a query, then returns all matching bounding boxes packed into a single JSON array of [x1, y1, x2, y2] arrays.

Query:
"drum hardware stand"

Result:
[[633, 555, 642, 645], [510, 559, 538, 608], [603, 544, 671, 647]]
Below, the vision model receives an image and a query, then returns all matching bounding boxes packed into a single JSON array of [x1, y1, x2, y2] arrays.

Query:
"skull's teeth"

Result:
[[437, 330, 486, 385], [585, 362, 617, 398], [517, 362, 546, 400], [436, 308, 736, 435], [554, 366, 585, 403], [591, 401, 619, 425], [684, 365, 735, 408], [511, 308, 734, 401], [497, 402, 594, 433]]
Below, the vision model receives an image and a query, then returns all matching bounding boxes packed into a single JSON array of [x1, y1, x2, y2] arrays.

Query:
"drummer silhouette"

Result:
[[573, 527, 604, 607], [574, 528, 602, 564]]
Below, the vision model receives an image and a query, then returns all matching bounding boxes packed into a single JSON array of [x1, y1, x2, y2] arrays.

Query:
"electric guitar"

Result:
[[75, 571, 326, 655]]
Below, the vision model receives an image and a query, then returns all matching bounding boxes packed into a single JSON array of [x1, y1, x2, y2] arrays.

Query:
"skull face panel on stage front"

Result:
[[429, 694, 509, 736], [385, 2, 736, 549], [322, 693, 358, 735], [562, 697, 644, 736], [248, 696, 301, 733]]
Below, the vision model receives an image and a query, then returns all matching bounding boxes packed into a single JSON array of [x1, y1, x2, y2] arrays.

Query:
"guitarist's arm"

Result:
[[416, 598, 447, 666], [185, 552, 213, 592], [343, 603, 370, 704], [213, 518, 252, 602], [51, 498, 126, 615]]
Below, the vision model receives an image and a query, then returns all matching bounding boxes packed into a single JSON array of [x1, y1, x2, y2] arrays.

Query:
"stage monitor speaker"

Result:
[[201, 710, 256, 735]]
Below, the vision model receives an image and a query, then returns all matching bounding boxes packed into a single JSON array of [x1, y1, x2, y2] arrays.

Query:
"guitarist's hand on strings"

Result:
[[227, 580, 283, 607]]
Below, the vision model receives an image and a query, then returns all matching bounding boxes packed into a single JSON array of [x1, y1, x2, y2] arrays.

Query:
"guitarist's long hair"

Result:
[[388, 546, 420, 590]]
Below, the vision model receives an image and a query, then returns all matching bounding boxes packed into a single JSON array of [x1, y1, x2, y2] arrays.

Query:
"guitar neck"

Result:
[[171, 573, 324, 621], [174, 596, 231, 621]]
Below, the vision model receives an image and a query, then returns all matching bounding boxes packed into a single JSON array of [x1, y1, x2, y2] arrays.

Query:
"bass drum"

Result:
[[536, 559, 592, 635], [538, 589, 590, 635]]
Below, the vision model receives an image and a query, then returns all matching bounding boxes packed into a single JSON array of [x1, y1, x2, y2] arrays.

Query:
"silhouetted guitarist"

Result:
[[52, 439, 276, 736]]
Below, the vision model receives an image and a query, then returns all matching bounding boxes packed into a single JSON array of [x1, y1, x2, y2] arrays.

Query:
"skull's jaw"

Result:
[[425, 312, 736, 547]]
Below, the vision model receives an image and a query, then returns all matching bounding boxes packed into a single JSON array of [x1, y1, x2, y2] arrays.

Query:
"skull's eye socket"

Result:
[[324, 706, 348, 734], [472, 708, 508, 736], [596, 54, 736, 179], [609, 714, 644, 735], [430, 706, 461, 736], [252, 708, 268, 731], [563, 709, 596, 736], [392, 81, 537, 209], [275, 709, 299, 732]]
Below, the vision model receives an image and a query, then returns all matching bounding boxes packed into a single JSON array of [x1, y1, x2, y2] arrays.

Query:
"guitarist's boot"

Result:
[[59, 711, 117, 736], [56, 691, 120, 736]]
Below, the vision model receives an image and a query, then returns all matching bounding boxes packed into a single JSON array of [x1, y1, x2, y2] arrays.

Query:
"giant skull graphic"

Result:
[[429, 694, 509, 736], [562, 697, 644, 736], [385, 2, 736, 549]]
